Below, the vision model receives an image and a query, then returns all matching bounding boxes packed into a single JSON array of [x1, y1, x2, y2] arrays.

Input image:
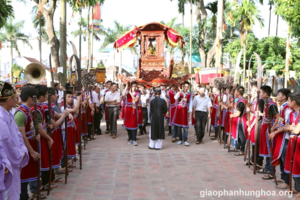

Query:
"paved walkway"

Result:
[[46, 121, 294, 200]]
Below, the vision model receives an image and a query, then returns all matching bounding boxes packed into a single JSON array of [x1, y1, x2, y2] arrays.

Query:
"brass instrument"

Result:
[[24, 63, 46, 84]]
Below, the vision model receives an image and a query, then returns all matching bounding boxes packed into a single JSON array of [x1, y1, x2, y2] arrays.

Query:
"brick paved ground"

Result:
[[45, 121, 295, 200]]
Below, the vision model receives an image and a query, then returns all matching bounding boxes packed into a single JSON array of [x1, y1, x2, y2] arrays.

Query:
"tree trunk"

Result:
[[268, 3, 272, 37], [216, 0, 224, 74], [276, 15, 279, 36], [91, 19, 94, 69], [37, 0, 60, 82], [59, 0, 67, 85], [189, 0, 192, 73], [196, 0, 217, 68], [243, 31, 247, 86], [87, 6, 91, 72], [182, 3, 185, 27]]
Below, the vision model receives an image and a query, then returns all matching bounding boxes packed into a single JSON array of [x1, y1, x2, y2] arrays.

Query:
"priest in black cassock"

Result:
[[148, 85, 168, 150]]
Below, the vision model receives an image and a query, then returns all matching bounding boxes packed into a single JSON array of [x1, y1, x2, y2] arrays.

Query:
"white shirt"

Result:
[[140, 92, 150, 107], [57, 90, 63, 103], [174, 91, 193, 113], [192, 95, 212, 112], [100, 88, 107, 96], [92, 91, 101, 107], [105, 91, 120, 107]]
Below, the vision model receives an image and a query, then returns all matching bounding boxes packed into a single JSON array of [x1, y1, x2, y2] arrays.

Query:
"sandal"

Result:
[[234, 152, 244, 156], [210, 137, 217, 140], [52, 177, 63, 183], [257, 168, 268, 174], [272, 179, 284, 183], [40, 184, 53, 191], [31, 192, 47, 200], [275, 183, 289, 189], [244, 161, 254, 166], [262, 174, 274, 180]]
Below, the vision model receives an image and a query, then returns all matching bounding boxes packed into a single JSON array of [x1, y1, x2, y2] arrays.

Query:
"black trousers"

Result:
[[107, 107, 118, 135], [251, 120, 263, 166], [236, 123, 246, 152], [127, 129, 137, 141], [195, 111, 208, 142], [139, 107, 148, 134], [41, 169, 55, 186], [94, 106, 102, 134]]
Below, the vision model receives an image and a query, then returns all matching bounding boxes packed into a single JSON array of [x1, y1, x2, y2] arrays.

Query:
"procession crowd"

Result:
[[0, 78, 300, 200]]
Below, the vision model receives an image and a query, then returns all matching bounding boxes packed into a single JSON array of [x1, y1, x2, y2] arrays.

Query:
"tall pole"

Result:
[[268, 1, 272, 37], [60, 0, 67, 85], [189, 0, 192, 74], [276, 15, 279, 36], [284, 27, 291, 88], [79, 9, 82, 66], [87, 5, 91, 72], [91, 20, 94, 69]]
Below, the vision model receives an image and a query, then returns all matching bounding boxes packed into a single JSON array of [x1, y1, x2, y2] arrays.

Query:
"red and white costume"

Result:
[[259, 99, 277, 157], [42, 102, 63, 168], [211, 94, 220, 128], [30, 103, 50, 171], [249, 98, 258, 145], [224, 95, 233, 135], [61, 104, 76, 158], [272, 102, 291, 166], [284, 110, 300, 177], [167, 90, 177, 126], [231, 97, 248, 141], [17, 104, 38, 183], [172, 91, 193, 127], [123, 91, 139, 130]]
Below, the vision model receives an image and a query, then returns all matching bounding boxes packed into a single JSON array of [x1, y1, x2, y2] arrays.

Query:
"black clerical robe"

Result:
[[150, 96, 167, 140]]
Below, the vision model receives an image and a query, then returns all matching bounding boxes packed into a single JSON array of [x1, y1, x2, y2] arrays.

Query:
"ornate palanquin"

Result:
[[114, 22, 191, 86]]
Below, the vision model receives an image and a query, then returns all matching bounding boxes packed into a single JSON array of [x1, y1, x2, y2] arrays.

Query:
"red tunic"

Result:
[[284, 110, 300, 176], [172, 92, 192, 127], [51, 102, 63, 167], [272, 102, 289, 166], [259, 99, 277, 157], [224, 95, 233, 135], [135, 91, 143, 126], [231, 98, 248, 141], [250, 99, 258, 145], [167, 90, 177, 126], [211, 94, 220, 127], [31, 103, 50, 171], [42, 102, 63, 168], [63, 104, 76, 158], [17, 104, 38, 183], [220, 94, 227, 127], [123, 91, 139, 130]]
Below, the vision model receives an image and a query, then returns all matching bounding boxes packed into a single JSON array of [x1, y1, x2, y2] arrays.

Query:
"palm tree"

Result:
[[170, 0, 196, 27], [0, 18, 32, 81], [100, 21, 132, 81], [205, 1, 218, 38], [227, 0, 264, 85], [0, 0, 14, 29]]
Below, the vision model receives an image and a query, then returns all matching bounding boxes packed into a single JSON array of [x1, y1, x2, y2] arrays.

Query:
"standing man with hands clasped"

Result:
[[105, 83, 120, 139], [192, 87, 212, 144]]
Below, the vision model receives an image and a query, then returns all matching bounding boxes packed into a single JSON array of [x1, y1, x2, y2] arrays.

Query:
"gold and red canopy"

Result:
[[113, 22, 185, 51]]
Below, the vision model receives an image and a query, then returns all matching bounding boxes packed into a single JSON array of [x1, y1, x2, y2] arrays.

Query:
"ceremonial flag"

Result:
[[92, 3, 101, 30]]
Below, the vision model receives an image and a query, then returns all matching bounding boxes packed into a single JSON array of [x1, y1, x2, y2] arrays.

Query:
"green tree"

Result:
[[227, 0, 264, 84], [0, 0, 14, 29], [169, 0, 196, 27], [273, 0, 300, 40], [100, 21, 133, 79], [0, 18, 32, 77], [205, 1, 218, 38]]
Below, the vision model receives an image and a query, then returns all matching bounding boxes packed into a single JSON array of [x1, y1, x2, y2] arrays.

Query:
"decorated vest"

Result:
[[177, 92, 192, 108], [134, 91, 142, 106], [212, 94, 220, 109], [31, 103, 46, 130], [278, 102, 290, 129], [167, 90, 176, 107], [262, 99, 277, 125], [66, 103, 75, 128], [15, 104, 34, 139]]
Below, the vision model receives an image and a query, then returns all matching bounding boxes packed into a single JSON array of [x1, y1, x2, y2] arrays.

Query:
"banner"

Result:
[[92, 3, 101, 30]]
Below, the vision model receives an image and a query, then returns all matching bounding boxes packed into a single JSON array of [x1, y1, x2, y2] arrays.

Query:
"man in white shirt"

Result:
[[93, 85, 102, 135], [192, 87, 212, 144], [105, 83, 120, 138]]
